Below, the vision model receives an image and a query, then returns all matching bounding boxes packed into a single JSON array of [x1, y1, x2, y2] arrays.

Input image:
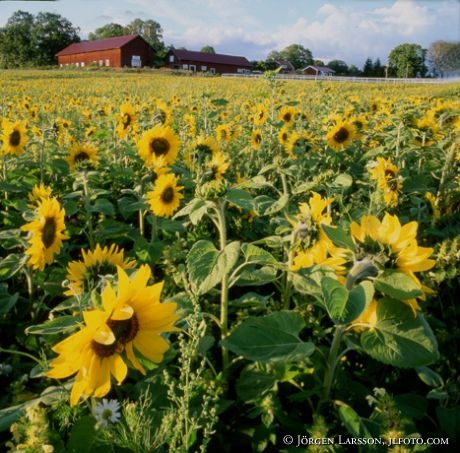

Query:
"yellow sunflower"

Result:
[[252, 103, 269, 126], [2, 120, 28, 155], [192, 135, 220, 159], [21, 197, 69, 271], [104, 265, 180, 373], [215, 123, 233, 142], [138, 125, 180, 168], [368, 157, 402, 207], [250, 129, 263, 150], [286, 131, 315, 156], [350, 213, 435, 310], [326, 121, 356, 151], [278, 106, 297, 127], [208, 151, 230, 181], [67, 143, 99, 171], [146, 173, 184, 217], [28, 183, 52, 205], [277, 126, 290, 147], [65, 243, 136, 297], [116, 102, 137, 139], [46, 306, 127, 406]]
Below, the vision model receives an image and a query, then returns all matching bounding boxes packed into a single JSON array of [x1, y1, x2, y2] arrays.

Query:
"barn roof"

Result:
[[304, 65, 336, 73], [56, 35, 143, 56], [168, 48, 252, 67]]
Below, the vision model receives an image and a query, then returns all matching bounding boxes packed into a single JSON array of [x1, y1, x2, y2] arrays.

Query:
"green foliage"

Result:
[[388, 43, 428, 78]]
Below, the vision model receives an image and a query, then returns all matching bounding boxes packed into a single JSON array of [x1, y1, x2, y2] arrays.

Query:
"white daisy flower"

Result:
[[94, 398, 121, 427]]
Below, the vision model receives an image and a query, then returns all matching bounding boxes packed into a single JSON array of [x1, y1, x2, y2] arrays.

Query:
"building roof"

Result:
[[56, 35, 143, 56], [168, 48, 252, 67], [304, 65, 335, 73]]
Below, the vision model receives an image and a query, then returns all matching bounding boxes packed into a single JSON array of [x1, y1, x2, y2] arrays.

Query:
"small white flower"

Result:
[[94, 398, 121, 427]]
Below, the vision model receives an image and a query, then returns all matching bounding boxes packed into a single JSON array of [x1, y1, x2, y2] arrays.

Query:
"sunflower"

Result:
[[116, 102, 136, 139], [46, 306, 127, 406], [146, 173, 184, 217], [277, 126, 290, 147], [138, 125, 180, 168], [350, 213, 435, 310], [215, 124, 233, 142], [103, 265, 179, 373], [207, 151, 230, 181], [67, 143, 99, 171], [191, 135, 220, 159], [21, 197, 69, 271], [252, 103, 269, 126], [278, 106, 297, 127], [2, 120, 27, 155], [286, 131, 315, 156], [65, 243, 136, 297], [368, 156, 402, 207], [326, 121, 356, 151], [154, 98, 172, 125], [250, 129, 263, 150], [28, 183, 52, 205]]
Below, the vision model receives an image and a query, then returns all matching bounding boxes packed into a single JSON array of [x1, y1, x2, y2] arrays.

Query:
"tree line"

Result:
[[0, 10, 459, 77]]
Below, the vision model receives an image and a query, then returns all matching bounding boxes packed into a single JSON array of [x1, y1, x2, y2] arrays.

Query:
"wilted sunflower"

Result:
[[65, 243, 136, 297], [46, 305, 127, 406], [350, 213, 435, 311], [368, 157, 402, 207], [21, 197, 69, 271], [2, 120, 28, 155], [138, 125, 180, 168], [104, 265, 180, 373], [326, 121, 356, 151], [146, 173, 184, 217], [67, 143, 99, 171], [116, 103, 136, 139]]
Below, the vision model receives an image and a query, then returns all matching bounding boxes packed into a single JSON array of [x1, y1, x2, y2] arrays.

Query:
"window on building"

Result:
[[105, 59, 110, 66], [99, 60, 103, 66], [210, 68, 216, 74], [169, 55, 175, 63], [81, 62, 85, 67], [201, 65, 207, 72], [189, 64, 196, 72]]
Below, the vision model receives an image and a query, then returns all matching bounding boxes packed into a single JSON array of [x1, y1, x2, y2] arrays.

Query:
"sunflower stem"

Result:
[[318, 325, 345, 412], [81, 170, 95, 249], [214, 199, 230, 373]]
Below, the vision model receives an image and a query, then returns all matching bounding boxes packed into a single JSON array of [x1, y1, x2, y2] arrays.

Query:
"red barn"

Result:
[[164, 48, 253, 74], [56, 35, 154, 68]]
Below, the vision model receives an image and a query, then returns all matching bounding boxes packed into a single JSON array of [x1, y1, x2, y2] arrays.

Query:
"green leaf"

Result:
[[347, 281, 375, 323], [253, 194, 288, 216], [188, 198, 213, 225], [374, 270, 423, 300], [360, 297, 439, 367], [236, 364, 277, 402], [90, 198, 115, 216], [225, 188, 254, 211], [0, 253, 26, 280], [331, 173, 353, 189], [25, 315, 80, 335], [235, 266, 278, 286], [221, 310, 315, 362], [186, 240, 240, 295], [66, 416, 97, 452], [336, 401, 375, 441], [416, 366, 444, 388], [322, 277, 349, 324], [322, 224, 355, 250], [241, 243, 278, 265], [0, 290, 19, 315]]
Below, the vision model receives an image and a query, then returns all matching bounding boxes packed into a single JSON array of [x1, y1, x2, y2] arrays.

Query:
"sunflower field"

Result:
[[0, 69, 459, 452]]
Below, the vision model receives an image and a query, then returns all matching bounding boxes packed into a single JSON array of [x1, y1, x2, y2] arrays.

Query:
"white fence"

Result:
[[222, 73, 460, 84]]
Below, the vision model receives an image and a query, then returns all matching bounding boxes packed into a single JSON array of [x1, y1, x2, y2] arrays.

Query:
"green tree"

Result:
[[0, 10, 79, 68], [388, 43, 427, 78], [125, 18, 166, 65], [362, 57, 374, 76], [427, 40, 460, 77], [267, 44, 313, 70], [200, 45, 216, 53], [327, 59, 349, 75], [373, 58, 385, 77], [88, 23, 126, 40]]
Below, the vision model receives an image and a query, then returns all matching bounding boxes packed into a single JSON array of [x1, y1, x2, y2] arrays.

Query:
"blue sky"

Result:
[[0, 0, 459, 67]]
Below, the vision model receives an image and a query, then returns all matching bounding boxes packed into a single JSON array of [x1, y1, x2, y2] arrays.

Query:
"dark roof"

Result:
[[56, 35, 144, 56], [168, 49, 252, 67], [304, 65, 335, 73]]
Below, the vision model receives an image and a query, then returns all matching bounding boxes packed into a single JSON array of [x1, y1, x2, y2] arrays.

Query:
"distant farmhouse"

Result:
[[303, 65, 335, 76], [56, 35, 154, 68], [164, 48, 253, 74]]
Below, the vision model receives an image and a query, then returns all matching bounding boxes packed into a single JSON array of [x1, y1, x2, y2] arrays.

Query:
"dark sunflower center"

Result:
[[254, 133, 262, 144], [195, 144, 213, 156], [333, 127, 349, 144], [150, 138, 170, 156], [108, 314, 139, 344], [83, 262, 117, 291], [42, 217, 57, 248], [161, 186, 175, 204], [75, 152, 89, 163], [283, 113, 292, 122], [122, 113, 131, 128], [9, 130, 21, 147], [91, 340, 122, 358]]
